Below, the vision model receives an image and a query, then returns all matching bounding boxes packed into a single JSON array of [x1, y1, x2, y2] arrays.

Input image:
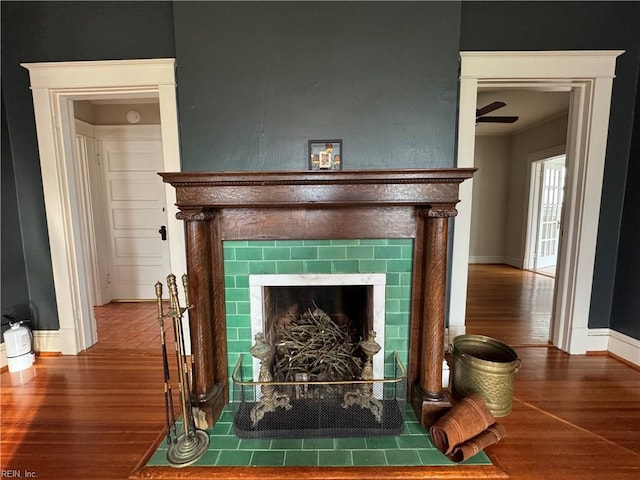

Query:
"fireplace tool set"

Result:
[[155, 274, 209, 467]]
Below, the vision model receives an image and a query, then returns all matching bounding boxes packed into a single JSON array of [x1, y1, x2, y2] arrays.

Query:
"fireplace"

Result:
[[160, 169, 474, 430]]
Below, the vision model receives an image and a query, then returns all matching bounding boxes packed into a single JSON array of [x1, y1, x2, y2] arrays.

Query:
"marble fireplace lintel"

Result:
[[160, 168, 475, 430]]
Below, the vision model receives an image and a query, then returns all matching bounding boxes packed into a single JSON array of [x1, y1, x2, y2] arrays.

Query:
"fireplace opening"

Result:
[[235, 273, 406, 438], [264, 284, 370, 382], [249, 274, 387, 381]]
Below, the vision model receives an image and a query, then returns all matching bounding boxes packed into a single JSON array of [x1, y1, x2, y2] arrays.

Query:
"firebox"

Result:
[[249, 273, 387, 381]]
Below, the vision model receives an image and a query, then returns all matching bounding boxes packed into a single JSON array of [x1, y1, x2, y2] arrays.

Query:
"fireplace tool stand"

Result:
[[156, 274, 209, 467]]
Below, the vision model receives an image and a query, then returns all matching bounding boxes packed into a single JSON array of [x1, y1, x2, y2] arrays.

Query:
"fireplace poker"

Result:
[[181, 274, 197, 399], [155, 281, 176, 446]]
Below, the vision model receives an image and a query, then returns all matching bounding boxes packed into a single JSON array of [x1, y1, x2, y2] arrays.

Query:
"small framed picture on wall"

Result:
[[308, 139, 342, 170]]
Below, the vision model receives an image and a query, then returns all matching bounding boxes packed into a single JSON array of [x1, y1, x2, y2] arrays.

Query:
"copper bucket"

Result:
[[450, 335, 521, 417]]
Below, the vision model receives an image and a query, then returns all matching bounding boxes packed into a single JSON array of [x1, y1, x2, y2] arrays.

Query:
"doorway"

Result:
[[22, 59, 186, 355], [94, 123, 171, 301], [469, 88, 569, 344], [451, 50, 623, 354]]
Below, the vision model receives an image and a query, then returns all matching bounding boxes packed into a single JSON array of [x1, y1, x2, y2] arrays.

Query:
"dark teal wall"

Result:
[[2, 1, 639, 341], [610, 74, 640, 340], [1, 92, 30, 338], [173, 1, 461, 171], [461, 1, 640, 337], [0, 1, 176, 330]]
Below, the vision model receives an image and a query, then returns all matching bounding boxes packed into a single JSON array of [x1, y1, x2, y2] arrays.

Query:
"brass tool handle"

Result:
[[154, 281, 164, 319], [167, 273, 180, 312], [182, 274, 190, 308]]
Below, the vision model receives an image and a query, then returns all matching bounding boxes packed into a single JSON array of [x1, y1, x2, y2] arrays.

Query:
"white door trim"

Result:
[[21, 59, 185, 354], [451, 50, 623, 354]]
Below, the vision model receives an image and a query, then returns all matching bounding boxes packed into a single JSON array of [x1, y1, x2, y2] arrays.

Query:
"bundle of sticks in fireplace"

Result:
[[273, 304, 363, 383]]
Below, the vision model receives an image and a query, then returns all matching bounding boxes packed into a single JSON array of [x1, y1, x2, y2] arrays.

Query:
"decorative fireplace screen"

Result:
[[232, 352, 406, 438]]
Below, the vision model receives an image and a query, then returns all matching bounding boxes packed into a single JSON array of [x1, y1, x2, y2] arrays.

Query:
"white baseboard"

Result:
[[607, 330, 640, 366], [468, 256, 521, 268], [445, 326, 638, 367], [3, 328, 636, 370], [33, 330, 63, 354], [503, 256, 522, 268], [586, 328, 610, 351], [468, 255, 505, 264], [588, 328, 640, 366]]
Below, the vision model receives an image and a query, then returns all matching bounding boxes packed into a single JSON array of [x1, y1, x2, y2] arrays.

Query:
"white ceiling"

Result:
[[475, 89, 571, 135]]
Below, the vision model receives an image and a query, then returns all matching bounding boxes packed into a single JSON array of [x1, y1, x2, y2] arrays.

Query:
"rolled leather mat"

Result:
[[449, 422, 507, 463], [430, 393, 506, 462]]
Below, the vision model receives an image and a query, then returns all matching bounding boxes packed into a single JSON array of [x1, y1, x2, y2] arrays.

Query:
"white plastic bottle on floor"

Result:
[[4, 322, 35, 372]]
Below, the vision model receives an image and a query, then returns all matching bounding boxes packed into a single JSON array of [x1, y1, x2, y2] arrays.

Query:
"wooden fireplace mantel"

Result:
[[159, 169, 475, 429]]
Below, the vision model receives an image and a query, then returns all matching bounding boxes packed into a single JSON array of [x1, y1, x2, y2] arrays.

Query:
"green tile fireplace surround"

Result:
[[222, 238, 413, 381]]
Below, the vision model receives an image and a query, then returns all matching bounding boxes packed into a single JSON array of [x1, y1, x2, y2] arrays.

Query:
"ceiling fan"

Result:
[[476, 101, 519, 124]]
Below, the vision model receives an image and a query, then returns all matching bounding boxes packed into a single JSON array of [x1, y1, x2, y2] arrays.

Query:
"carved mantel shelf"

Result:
[[158, 168, 475, 431], [162, 169, 472, 211]]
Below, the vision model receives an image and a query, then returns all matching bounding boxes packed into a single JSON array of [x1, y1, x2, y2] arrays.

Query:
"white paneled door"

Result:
[[535, 159, 566, 270], [100, 136, 170, 300]]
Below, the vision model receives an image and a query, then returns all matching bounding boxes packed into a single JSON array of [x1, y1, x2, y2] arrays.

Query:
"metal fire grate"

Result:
[[232, 352, 406, 438]]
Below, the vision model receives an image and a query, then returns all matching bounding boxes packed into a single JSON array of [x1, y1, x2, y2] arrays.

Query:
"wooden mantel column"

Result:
[[412, 205, 457, 426], [176, 208, 225, 426]]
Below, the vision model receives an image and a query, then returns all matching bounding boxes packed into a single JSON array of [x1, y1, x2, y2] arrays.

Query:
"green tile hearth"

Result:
[[147, 405, 492, 468]]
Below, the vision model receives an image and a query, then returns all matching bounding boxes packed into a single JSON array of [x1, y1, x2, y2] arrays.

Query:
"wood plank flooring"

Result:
[[89, 301, 171, 356], [465, 264, 554, 346], [1, 264, 638, 479]]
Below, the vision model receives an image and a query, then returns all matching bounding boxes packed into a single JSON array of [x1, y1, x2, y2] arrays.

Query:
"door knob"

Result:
[[159, 225, 167, 241]]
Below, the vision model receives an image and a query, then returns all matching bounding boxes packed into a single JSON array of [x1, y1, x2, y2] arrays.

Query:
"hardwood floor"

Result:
[[1, 265, 638, 479], [1, 355, 168, 479], [88, 301, 172, 356], [465, 264, 554, 346]]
